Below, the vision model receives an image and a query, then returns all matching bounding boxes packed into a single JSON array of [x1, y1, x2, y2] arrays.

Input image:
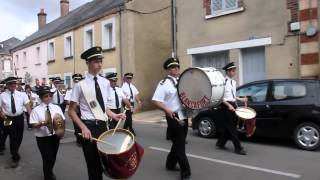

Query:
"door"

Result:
[[241, 47, 266, 84], [192, 51, 229, 70], [237, 82, 272, 135]]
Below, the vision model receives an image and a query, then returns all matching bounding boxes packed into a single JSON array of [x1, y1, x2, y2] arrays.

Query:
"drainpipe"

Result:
[[119, 6, 124, 77], [171, 0, 177, 58]]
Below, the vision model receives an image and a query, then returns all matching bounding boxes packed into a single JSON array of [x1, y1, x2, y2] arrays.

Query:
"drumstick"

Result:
[[78, 133, 116, 148], [112, 110, 127, 136]]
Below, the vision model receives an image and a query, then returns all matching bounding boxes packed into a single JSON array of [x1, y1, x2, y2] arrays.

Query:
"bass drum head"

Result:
[[97, 129, 135, 155], [178, 68, 212, 110], [235, 107, 256, 120]]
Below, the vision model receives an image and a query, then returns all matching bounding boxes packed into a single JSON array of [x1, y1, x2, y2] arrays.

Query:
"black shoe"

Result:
[[181, 172, 191, 180], [185, 140, 188, 144], [12, 154, 21, 162], [10, 160, 19, 168], [0, 150, 4, 156], [235, 149, 247, 155], [166, 165, 180, 171], [52, 173, 57, 180]]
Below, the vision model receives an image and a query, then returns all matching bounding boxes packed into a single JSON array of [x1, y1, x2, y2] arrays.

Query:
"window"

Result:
[[3, 60, 11, 72], [64, 73, 72, 88], [272, 82, 307, 101], [36, 47, 40, 63], [212, 0, 238, 14], [84, 25, 94, 50], [15, 55, 19, 68], [64, 32, 73, 58], [23, 52, 27, 68], [0, 44, 3, 49], [48, 40, 55, 61], [192, 51, 229, 69], [237, 83, 268, 102], [102, 18, 116, 49]]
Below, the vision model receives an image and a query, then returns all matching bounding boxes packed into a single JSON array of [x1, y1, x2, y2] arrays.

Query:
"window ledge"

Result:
[[47, 59, 55, 64], [64, 56, 73, 60], [205, 7, 244, 20], [102, 47, 116, 52], [35, 63, 41, 66]]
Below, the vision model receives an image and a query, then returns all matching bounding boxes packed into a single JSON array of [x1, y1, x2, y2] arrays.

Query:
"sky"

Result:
[[0, 0, 92, 42]]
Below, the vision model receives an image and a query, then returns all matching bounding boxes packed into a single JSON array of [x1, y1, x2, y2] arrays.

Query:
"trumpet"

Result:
[[0, 113, 12, 126]]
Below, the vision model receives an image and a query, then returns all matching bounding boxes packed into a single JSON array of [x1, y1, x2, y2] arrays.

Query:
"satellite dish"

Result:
[[306, 26, 317, 37]]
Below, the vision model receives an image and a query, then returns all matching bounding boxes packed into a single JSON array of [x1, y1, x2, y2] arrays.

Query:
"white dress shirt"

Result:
[[152, 75, 182, 112], [121, 82, 139, 103], [30, 103, 65, 137], [223, 76, 237, 102], [107, 86, 125, 109], [51, 88, 65, 105], [70, 73, 110, 120], [0, 90, 29, 116], [64, 89, 72, 102]]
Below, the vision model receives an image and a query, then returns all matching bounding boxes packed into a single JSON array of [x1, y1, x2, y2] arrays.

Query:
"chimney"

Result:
[[37, 9, 47, 30], [60, 0, 69, 17]]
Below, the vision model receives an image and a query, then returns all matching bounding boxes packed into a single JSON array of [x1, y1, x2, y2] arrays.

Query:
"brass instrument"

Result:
[[28, 93, 34, 108], [0, 113, 12, 127], [53, 114, 65, 138]]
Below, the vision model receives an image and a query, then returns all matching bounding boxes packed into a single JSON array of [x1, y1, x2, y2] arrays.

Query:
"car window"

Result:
[[237, 83, 268, 102], [272, 82, 307, 101]]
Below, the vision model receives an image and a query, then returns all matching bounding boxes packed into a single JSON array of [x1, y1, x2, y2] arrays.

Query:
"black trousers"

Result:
[[123, 110, 135, 134], [165, 116, 191, 176], [36, 135, 60, 180], [109, 109, 121, 129], [216, 102, 243, 151], [0, 114, 24, 161], [59, 103, 66, 114], [81, 120, 108, 180]]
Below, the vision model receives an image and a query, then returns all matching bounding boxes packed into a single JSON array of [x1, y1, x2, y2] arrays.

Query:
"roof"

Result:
[[11, 0, 125, 52], [0, 37, 21, 55]]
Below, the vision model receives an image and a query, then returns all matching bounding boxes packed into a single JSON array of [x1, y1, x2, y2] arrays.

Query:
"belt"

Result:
[[82, 120, 107, 126], [6, 114, 24, 118]]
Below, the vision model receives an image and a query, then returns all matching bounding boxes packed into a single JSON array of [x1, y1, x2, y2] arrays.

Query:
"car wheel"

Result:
[[294, 122, 320, 151], [197, 116, 216, 138]]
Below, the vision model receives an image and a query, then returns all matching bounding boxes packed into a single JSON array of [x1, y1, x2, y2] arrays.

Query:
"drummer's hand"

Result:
[[241, 97, 248, 103], [113, 113, 126, 121], [165, 109, 175, 119], [228, 105, 236, 112], [81, 126, 92, 140]]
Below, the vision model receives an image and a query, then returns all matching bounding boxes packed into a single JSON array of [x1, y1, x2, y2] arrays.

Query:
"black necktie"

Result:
[[94, 77, 105, 113], [57, 90, 60, 104], [46, 105, 53, 134], [11, 92, 16, 114], [129, 83, 133, 100], [113, 87, 119, 109]]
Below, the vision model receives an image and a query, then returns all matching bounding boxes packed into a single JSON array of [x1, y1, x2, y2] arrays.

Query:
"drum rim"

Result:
[[97, 128, 135, 155], [235, 106, 257, 119], [177, 67, 213, 110]]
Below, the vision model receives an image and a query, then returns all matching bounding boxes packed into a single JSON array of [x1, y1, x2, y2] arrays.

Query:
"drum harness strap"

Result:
[[160, 76, 177, 88]]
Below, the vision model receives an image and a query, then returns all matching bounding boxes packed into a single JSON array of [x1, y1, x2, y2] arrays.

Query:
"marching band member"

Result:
[[0, 77, 31, 168], [68, 46, 125, 180], [24, 85, 40, 129], [30, 86, 65, 180], [152, 57, 191, 180], [216, 62, 248, 155], [105, 72, 132, 129], [0, 80, 6, 155], [121, 72, 142, 135], [64, 74, 83, 146], [51, 77, 66, 114]]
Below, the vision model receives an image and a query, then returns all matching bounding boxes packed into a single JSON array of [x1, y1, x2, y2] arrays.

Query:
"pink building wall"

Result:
[[12, 41, 48, 86]]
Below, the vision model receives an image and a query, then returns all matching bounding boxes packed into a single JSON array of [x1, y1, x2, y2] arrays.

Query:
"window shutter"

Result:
[[225, 0, 237, 9], [212, 0, 222, 12]]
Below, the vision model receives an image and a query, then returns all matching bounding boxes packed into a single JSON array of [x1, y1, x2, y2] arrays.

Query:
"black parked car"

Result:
[[192, 79, 320, 151]]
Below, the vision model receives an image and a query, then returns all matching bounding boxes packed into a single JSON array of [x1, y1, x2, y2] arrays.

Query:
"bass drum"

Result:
[[97, 129, 144, 179], [178, 67, 225, 110]]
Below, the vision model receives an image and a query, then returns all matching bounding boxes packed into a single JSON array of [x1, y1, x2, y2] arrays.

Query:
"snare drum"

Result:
[[177, 67, 225, 109], [235, 107, 256, 120], [97, 129, 144, 179]]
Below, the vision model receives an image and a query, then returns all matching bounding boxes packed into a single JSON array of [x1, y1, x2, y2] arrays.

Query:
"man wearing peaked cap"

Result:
[[121, 72, 142, 135], [51, 77, 66, 114], [0, 76, 32, 168], [152, 57, 191, 180], [69, 46, 125, 180], [105, 73, 132, 129], [216, 62, 248, 155], [64, 74, 83, 146]]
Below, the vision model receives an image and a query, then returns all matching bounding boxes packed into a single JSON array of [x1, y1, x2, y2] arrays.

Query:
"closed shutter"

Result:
[[241, 47, 266, 84], [192, 51, 229, 70], [212, 0, 222, 12], [225, 0, 237, 9]]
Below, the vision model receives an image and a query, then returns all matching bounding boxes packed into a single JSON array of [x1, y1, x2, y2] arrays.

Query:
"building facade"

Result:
[[0, 37, 20, 79], [176, 0, 320, 85]]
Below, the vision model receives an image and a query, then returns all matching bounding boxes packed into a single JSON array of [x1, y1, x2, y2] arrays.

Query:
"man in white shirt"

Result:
[[64, 74, 83, 146], [68, 46, 125, 180], [0, 77, 31, 168], [51, 77, 66, 114], [24, 85, 40, 129], [152, 57, 191, 180], [30, 86, 65, 180], [216, 62, 248, 155], [121, 73, 142, 135], [106, 73, 131, 129]]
